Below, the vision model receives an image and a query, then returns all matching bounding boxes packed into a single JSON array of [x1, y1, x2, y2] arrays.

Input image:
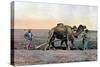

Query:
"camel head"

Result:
[[74, 25, 86, 38]]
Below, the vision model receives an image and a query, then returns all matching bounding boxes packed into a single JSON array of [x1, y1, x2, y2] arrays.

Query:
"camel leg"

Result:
[[44, 43, 49, 51], [48, 36, 56, 50], [64, 39, 70, 50], [71, 39, 75, 49], [67, 40, 71, 50], [61, 40, 64, 46]]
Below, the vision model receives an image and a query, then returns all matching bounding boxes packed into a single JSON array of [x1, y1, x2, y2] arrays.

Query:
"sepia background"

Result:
[[14, 2, 97, 30]]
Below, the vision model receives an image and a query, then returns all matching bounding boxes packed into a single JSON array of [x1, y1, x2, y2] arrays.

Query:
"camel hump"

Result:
[[54, 26, 65, 32], [64, 25, 72, 29], [64, 25, 73, 35]]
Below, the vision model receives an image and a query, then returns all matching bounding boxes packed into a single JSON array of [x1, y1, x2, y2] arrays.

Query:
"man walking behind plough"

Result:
[[24, 29, 33, 49]]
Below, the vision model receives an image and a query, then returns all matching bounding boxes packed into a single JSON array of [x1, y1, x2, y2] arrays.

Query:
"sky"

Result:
[[13, 1, 98, 30]]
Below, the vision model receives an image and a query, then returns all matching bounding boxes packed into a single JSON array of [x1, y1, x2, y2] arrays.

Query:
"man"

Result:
[[82, 29, 89, 50], [24, 29, 33, 49]]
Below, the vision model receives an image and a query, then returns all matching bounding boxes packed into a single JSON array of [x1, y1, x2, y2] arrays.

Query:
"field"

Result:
[[12, 50, 97, 66], [11, 29, 97, 66], [12, 29, 97, 49]]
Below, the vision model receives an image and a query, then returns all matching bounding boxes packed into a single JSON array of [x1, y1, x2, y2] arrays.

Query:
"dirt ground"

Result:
[[12, 49, 97, 66], [12, 30, 97, 66]]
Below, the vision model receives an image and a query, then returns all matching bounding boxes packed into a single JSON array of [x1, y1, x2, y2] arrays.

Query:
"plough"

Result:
[[35, 39, 61, 50], [35, 39, 70, 50]]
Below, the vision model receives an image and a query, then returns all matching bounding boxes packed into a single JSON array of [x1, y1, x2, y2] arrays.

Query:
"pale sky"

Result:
[[14, 1, 98, 30]]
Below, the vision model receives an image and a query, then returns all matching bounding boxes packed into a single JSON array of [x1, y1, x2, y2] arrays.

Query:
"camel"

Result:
[[47, 23, 86, 50]]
